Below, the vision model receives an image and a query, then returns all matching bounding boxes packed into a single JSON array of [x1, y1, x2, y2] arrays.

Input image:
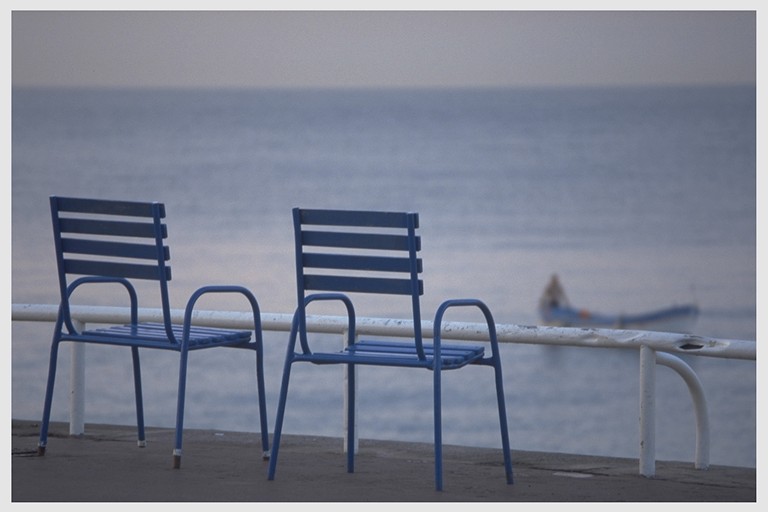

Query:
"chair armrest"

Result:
[[433, 298, 500, 364], [180, 285, 263, 346], [296, 293, 357, 353], [62, 277, 139, 333]]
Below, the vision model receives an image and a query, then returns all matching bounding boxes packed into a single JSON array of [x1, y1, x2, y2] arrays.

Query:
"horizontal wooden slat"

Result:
[[63, 259, 171, 281], [58, 218, 165, 238], [297, 340, 484, 368], [53, 196, 164, 218], [350, 340, 484, 358], [61, 238, 169, 260], [298, 208, 417, 229], [304, 274, 422, 295], [88, 322, 250, 346], [302, 253, 421, 273], [301, 231, 420, 251]]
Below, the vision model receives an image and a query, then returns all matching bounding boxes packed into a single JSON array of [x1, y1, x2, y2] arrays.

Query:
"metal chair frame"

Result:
[[267, 207, 513, 490], [38, 196, 270, 468]]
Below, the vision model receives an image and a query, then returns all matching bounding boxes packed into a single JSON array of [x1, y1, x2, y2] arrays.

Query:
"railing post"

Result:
[[656, 352, 710, 470], [69, 319, 86, 436], [639, 344, 656, 477]]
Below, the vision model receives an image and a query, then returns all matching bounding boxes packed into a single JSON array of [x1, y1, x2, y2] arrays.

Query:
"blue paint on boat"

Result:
[[539, 274, 699, 333]]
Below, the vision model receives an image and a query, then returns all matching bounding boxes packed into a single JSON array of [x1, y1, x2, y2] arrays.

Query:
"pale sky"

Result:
[[10, 7, 757, 89]]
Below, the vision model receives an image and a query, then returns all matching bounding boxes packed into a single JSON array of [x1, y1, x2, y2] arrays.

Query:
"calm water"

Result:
[[11, 86, 756, 467]]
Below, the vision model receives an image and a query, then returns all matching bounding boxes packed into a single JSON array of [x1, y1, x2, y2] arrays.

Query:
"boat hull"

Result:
[[539, 304, 700, 333]]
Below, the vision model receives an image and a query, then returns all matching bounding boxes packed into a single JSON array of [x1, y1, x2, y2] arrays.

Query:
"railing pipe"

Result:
[[12, 303, 754, 475], [12, 303, 755, 360]]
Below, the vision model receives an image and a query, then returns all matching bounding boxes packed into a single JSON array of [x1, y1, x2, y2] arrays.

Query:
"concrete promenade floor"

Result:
[[10, 419, 756, 503]]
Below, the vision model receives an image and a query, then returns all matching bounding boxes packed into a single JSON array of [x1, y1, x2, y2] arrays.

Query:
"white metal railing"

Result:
[[12, 303, 756, 476]]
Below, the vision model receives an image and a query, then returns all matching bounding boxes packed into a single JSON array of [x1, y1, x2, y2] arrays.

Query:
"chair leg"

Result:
[[492, 358, 514, 484], [254, 344, 270, 459], [433, 367, 443, 491], [267, 356, 295, 480], [172, 347, 190, 469], [38, 337, 62, 456], [130, 346, 147, 448], [346, 362, 355, 473]]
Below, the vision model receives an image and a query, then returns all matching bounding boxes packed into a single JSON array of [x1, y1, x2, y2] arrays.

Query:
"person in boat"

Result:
[[541, 273, 570, 309]]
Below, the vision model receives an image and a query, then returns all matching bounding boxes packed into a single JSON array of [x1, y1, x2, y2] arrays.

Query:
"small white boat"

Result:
[[538, 274, 699, 333]]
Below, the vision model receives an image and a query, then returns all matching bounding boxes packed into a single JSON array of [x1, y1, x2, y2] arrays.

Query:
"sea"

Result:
[[10, 85, 757, 468]]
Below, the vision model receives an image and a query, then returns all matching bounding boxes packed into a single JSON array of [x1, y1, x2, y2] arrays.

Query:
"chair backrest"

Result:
[[292, 207, 424, 344], [50, 196, 173, 330]]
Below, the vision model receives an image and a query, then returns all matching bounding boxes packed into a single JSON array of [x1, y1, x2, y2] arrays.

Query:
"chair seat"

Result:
[[296, 339, 485, 369], [75, 322, 252, 349]]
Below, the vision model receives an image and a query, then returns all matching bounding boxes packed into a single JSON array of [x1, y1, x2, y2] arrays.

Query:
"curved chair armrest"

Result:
[[179, 285, 263, 347], [296, 293, 357, 353], [63, 276, 139, 334], [433, 298, 500, 365]]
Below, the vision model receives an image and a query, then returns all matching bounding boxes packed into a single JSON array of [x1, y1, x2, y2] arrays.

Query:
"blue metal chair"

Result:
[[267, 208, 513, 491], [38, 196, 270, 468]]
